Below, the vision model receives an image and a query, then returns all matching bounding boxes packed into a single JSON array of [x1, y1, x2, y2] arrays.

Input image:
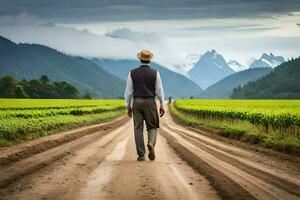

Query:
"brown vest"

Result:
[[131, 65, 157, 98]]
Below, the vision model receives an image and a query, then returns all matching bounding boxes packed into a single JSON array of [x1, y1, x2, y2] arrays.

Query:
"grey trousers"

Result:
[[132, 98, 159, 157]]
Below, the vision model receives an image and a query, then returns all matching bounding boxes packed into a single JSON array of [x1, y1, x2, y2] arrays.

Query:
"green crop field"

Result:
[[171, 99, 300, 153], [0, 99, 126, 147]]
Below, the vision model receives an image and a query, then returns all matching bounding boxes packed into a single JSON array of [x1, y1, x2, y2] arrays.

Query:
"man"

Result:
[[124, 49, 165, 161]]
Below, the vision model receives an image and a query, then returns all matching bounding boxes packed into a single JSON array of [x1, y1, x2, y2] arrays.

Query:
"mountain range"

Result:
[[92, 58, 202, 98], [197, 68, 273, 99], [0, 35, 125, 98], [1, 34, 292, 100], [231, 57, 300, 99], [0, 35, 203, 99], [186, 51, 285, 95]]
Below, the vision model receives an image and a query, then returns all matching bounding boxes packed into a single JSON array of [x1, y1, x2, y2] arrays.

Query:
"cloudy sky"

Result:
[[0, 0, 300, 73]]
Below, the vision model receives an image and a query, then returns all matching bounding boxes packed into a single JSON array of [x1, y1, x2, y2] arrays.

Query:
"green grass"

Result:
[[0, 99, 126, 147], [170, 104, 300, 154]]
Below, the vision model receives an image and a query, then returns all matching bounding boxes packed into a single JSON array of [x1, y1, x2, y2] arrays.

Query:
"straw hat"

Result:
[[137, 49, 154, 61]]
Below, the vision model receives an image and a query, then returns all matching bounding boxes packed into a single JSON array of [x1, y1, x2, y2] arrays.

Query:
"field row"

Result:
[[0, 99, 126, 146], [0, 105, 125, 118], [174, 100, 300, 130], [172, 100, 300, 153], [0, 99, 124, 109]]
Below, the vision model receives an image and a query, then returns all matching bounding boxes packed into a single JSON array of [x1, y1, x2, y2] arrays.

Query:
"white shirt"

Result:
[[124, 70, 164, 108]]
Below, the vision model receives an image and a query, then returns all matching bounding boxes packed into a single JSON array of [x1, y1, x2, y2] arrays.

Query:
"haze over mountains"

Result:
[[184, 50, 288, 98], [92, 58, 202, 99], [197, 68, 273, 99], [185, 50, 285, 89], [0, 35, 202, 99], [1, 34, 294, 100], [227, 60, 247, 72], [0, 36, 125, 98], [232, 57, 300, 99]]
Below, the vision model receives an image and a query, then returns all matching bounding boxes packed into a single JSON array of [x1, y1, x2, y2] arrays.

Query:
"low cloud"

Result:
[[0, 13, 186, 73], [105, 28, 185, 72], [106, 28, 162, 44], [1, 12, 299, 73], [0, 12, 47, 26]]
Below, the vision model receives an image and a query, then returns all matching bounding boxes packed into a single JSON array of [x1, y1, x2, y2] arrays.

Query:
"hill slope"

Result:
[[231, 58, 300, 99], [0, 35, 125, 98], [198, 68, 272, 99], [92, 58, 202, 98], [188, 50, 235, 89]]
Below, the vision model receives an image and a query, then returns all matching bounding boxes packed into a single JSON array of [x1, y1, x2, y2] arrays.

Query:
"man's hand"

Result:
[[127, 106, 132, 117], [159, 106, 165, 117]]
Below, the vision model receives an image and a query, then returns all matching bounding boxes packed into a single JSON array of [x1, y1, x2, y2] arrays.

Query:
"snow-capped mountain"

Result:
[[227, 60, 248, 72], [250, 53, 285, 69], [188, 50, 235, 89]]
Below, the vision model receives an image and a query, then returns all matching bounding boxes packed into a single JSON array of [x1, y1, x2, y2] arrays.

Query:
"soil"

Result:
[[0, 108, 299, 200]]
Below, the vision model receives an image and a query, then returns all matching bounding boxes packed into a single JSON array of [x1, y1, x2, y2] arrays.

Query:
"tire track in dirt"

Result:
[[73, 124, 220, 200], [161, 128, 255, 200], [0, 116, 128, 167], [0, 116, 220, 200], [171, 127, 300, 196], [1, 108, 300, 200], [161, 110, 300, 200], [0, 117, 129, 190], [75, 136, 131, 200]]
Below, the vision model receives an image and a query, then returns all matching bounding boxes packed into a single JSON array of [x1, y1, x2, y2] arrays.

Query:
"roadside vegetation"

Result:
[[170, 99, 300, 154], [0, 99, 126, 146]]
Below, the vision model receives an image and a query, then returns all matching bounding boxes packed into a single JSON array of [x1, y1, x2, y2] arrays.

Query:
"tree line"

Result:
[[0, 75, 92, 99], [231, 57, 300, 99]]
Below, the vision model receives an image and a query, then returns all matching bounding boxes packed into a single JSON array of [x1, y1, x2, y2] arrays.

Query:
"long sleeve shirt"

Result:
[[124, 71, 164, 107]]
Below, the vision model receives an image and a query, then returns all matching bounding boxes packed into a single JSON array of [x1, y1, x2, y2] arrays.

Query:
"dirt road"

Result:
[[0, 109, 300, 200]]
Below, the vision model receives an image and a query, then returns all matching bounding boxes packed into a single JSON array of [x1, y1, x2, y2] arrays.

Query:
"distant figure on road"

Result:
[[168, 96, 172, 104], [124, 49, 165, 161]]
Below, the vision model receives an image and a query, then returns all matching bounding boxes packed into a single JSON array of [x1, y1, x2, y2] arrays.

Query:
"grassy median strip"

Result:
[[0, 99, 126, 147], [170, 104, 300, 154]]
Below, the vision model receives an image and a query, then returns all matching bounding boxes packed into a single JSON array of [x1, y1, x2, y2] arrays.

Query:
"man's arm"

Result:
[[124, 71, 133, 117], [155, 71, 165, 117]]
